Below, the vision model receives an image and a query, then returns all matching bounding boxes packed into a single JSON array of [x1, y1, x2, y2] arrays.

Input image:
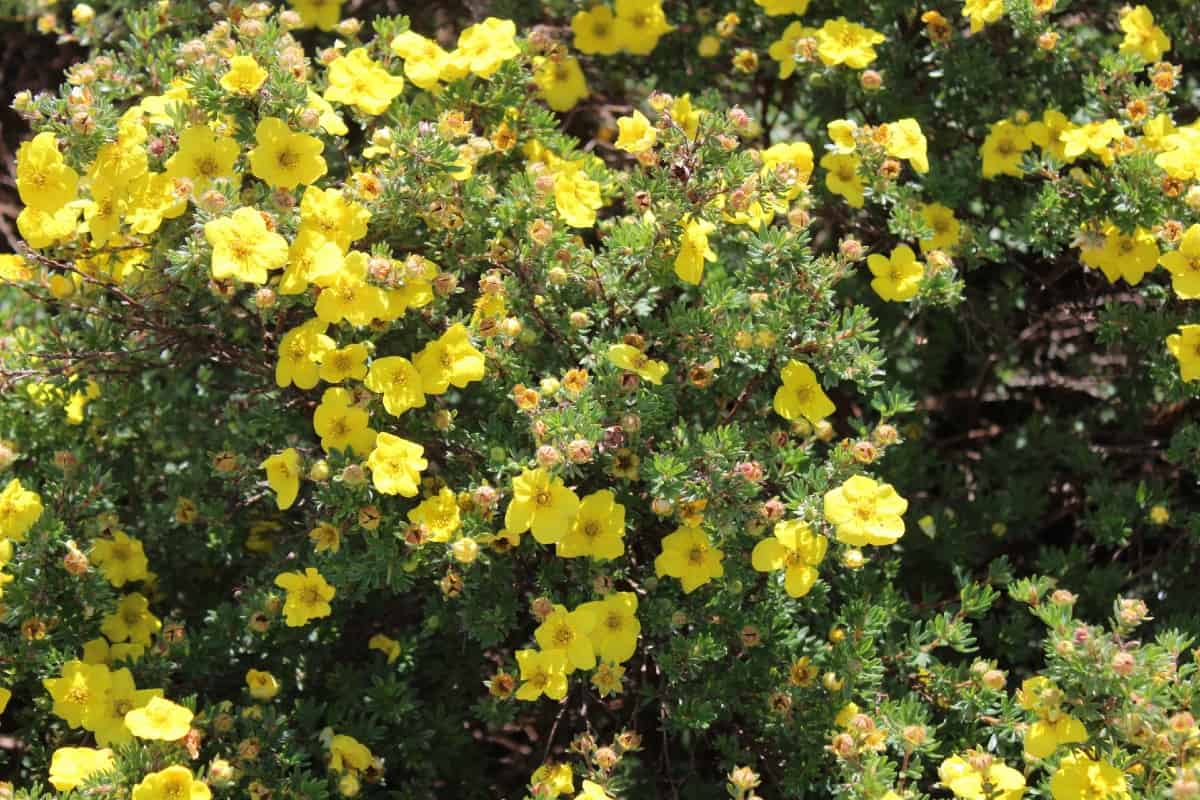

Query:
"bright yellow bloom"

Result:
[[556, 489, 625, 560], [329, 734, 374, 772], [319, 343, 370, 384], [0, 253, 34, 281], [675, 217, 717, 284], [325, 48, 405, 115], [1025, 109, 1074, 162], [248, 117, 327, 190], [165, 125, 239, 196], [0, 478, 43, 542], [44, 660, 111, 728], [309, 521, 341, 553], [307, 89, 349, 136], [761, 141, 814, 199], [413, 323, 486, 394], [449, 17, 521, 79], [276, 318, 335, 390], [132, 765, 212, 800], [572, 5, 621, 55], [390, 31, 450, 92], [823, 475, 908, 547], [919, 203, 962, 253], [408, 487, 462, 542], [82, 636, 145, 666], [369, 633, 402, 663], [886, 118, 929, 173], [755, 0, 809, 16], [313, 387, 377, 455], [554, 168, 604, 228], [0, 686, 9, 715], [274, 567, 336, 626], [515, 648, 569, 701], [204, 207, 289, 285], [962, 0, 1003, 32], [670, 94, 703, 139], [830, 119, 860, 151], [607, 344, 669, 384], [49, 747, 115, 792], [1084, 224, 1159, 285], [938, 754, 1026, 800], [1061, 119, 1124, 163], [299, 185, 371, 251], [314, 251, 388, 327], [773, 360, 835, 424], [1166, 325, 1200, 382], [535, 604, 597, 672], [613, 0, 673, 55], [815, 18, 885, 69], [367, 433, 427, 497], [531, 762, 574, 796], [981, 120, 1032, 178], [505, 467, 581, 545], [1049, 752, 1129, 800], [1119, 5, 1169, 63], [262, 448, 302, 510], [100, 592, 161, 645], [654, 524, 724, 593], [16, 131, 78, 212], [578, 781, 615, 800], [867, 245, 924, 302], [768, 22, 818, 79], [246, 669, 279, 700], [220, 55, 267, 95], [125, 696, 193, 741], [821, 152, 865, 207], [1156, 127, 1200, 181], [288, 0, 343, 31], [83, 667, 160, 746], [1025, 715, 1088, 759], [535, 55, 590, 112], [615, 110, 657, 153], [91, 530, 150, 588], [364, 355, 426, 415], [751, 519, 828, 597], [577, 591, 640, 664]]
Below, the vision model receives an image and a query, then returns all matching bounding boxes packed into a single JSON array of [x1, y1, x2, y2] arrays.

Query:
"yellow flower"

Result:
[[772, 360, 835, 423], [752, 520, 828, 597], [531, 762, 574, 797], [867, 245, 924, 302], [554, 168, 604, 228], [962, 0, 1003, 33], [535, 604, 597, 672], [815, 17, 885, 69], [577, 592, 640, 664], [390, 31, 451, 92], [274, 567, 336, 626], [938, 754, 1026, 800], [1166, 324, 1200, 382], [823, 475, 908, 546], [980, 120, 1032, 178], [245, 669, 279, 700], [309, 521, 341, 553], [1085, 224, 1159, 285], [132, 765, 212, 800], [674, 217, 717, 284], [608, 344, 669, 384], [615, 110, 657, 153], [288, 0, 343, 31], [505, 467, 581, 545], [572, 5, 621, 55], [312, 251, 388, 327], [1118, 5, 1170, 63], [0, 253, 34, 282], [820, 152, 865, 208], [535, 55, 590, 112], [306, 89, 349, 136], [556, 489, 626, 560], [248, 117, 327, 190], [408, 487, 462, 542], [449, 17, 520, 79], [1156, 127, 1200, 181], [1061, 119, 1124, 164], [100, 593, 161, 645], [44, 660, 112, 728], [413, 323, 486, 394], [0, 686, 8, 715], [49, 747, 115, 792], [670, 94, 703, 139], [919, 203, 962, 254], [367, 433, 427, 497], [313, 387, 376, 455], [364, 355, 426, 415], [613, 0, 673, 55], [698, 35, 721, 58], [886, 118, 929, 173], [761, 141, 814, 198], [165, 125, 239, 196], [768, 22, 818, 79], [262, 448, 302, 510], [125, 696, 193, 741], [1025, 715, 1088, 759], [219, 55, 267, 95], [91, 531, 150, 588], [299, 185, 371, 251], [754, 0, 809, 16], [276, 318, 335, 390], [319, 343, 370, 384], [325, 49, 406, 115], [578, 780, 615, 800], [83, 667, 160, 746], [0, 478, 43, 542], [369, 633, 402, 663], [1049, 752, 1129, 800], [329, 733, 374, 772], [654, 524, 725, 593], [16, 131, 78, 212], [204, 207, 289, 285], [515, 648, 569, 700], [591, 662, 625, 697]]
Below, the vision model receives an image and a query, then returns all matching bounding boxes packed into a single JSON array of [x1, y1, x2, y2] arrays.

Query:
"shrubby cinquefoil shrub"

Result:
[[1, 0, 1198, 798]]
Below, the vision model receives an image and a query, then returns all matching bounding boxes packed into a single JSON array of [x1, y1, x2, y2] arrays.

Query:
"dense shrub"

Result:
[[1, 1, 1198, 798]]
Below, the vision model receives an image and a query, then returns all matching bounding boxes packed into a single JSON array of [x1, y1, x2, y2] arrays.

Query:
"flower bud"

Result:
[[535, 445, 561, 468], [72, 4, 96, 24], [335, 18, 362, 37], [63, 542, 89, 575], [982, 669, 1007, 690], [860, 70, 883, 90], [566, 439, 593, 464], [451, 538, 479, 564], [1112, 651, 1135, 676], [728, 766, 761, 792]]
